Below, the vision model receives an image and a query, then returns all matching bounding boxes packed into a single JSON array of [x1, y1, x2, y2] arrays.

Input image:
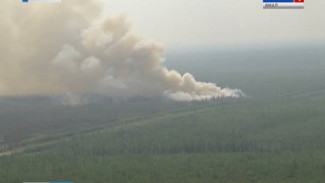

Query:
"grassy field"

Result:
[[1, 48, 325, 183]]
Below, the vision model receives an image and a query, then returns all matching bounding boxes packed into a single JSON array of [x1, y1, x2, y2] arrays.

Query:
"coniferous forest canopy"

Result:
[[1, 47, 325, 183]]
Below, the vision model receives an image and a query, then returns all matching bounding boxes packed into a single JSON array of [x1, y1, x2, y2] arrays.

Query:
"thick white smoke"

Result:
[[0, 0, 243, 101]]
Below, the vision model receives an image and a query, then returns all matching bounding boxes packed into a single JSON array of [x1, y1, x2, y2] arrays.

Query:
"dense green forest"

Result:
[[1, 48, 325, 183]]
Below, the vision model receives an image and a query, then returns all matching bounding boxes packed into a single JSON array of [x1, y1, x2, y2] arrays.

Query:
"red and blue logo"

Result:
[[263, 0, 304, 9], [22, 0, 61, 2]]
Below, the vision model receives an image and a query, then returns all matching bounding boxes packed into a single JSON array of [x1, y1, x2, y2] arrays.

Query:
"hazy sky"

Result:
[[104, 0, 325, 49]]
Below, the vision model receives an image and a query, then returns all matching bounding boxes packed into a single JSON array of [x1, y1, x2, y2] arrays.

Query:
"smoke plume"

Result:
[[0, 0, 243, 101]]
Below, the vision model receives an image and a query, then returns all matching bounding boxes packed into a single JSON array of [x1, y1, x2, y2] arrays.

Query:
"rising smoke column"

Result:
[[0, 0, 243, 101]]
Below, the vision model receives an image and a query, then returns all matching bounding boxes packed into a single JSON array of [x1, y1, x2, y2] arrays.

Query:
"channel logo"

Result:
[[23, 182, 73, 183], [263, 0, 304, 9], [22, 0, 61, 2]]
